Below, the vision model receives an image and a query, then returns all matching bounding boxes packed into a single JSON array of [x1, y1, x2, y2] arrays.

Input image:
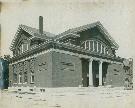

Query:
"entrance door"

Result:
[[81, 59, 89, 87]]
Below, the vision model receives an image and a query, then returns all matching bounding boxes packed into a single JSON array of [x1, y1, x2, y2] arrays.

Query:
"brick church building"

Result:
[[9, 16, 133, 88]]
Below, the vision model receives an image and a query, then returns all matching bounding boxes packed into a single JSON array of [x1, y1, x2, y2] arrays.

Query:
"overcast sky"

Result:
[[1, 0, 135, 59]]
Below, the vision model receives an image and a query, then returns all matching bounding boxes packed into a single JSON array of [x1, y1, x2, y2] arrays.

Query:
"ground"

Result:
[[0, 87, 134, 108]]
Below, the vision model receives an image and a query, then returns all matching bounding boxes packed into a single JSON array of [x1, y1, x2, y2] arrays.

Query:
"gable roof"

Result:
[[10, 21, 119, 51], [20, 24, 55, 37], [10, 24, 55, 50], [55, 21, 119, 49]]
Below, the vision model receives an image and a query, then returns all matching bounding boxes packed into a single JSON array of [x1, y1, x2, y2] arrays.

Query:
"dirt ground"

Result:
[[0, 87, 134, 108]]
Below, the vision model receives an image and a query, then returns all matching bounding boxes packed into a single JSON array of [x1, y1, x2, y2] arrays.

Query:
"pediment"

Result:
[[10, 27, 31, 51], [79, 27, 112, 47], [56, 21, 119, 50], [10, 24, 55, 51]]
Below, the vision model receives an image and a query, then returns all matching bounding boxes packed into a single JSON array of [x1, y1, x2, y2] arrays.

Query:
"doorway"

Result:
[[92, 60, 99, 87], [82, 59, 100, 87], [82, 59, 89, 87]]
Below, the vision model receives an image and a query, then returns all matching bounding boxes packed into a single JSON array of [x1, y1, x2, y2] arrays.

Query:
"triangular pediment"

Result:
[[55, 21, 119, 50], [10, 25, 55, 51], [10, 26, 32, 51]]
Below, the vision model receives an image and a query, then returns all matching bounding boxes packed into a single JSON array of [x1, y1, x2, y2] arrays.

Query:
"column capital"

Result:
[[98, 60, 103, 64], [88, 57, 93, 62]]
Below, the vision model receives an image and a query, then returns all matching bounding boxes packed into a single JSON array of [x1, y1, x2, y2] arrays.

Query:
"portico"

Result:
[[88, 58, 103, 87], [81, 56, 117, 87]]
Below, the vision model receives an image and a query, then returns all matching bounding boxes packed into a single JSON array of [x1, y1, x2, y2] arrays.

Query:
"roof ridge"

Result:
[[19, 24, 56, 37]]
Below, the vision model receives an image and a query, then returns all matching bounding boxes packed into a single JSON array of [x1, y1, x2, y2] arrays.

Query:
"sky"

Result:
[[1, 0, 135, 59]]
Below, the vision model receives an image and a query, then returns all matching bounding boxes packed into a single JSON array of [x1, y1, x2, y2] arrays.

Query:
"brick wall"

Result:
[[52, 51, 82, 87], [105, 63, 125, 87], [9, 52, 53, 88], [35, 52, 53, 87], [9, 65, 13, 87]]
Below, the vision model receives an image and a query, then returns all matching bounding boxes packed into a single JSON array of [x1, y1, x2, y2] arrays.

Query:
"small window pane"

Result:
[[13, 73, 17, 83], [90, 41, 93, 51], [94, 41, 97, 52], [19, 73, 22, 83], [98, 43, 101, 53], [86, 41, 89, 50], [102, 46, 104, 54], [23, 43, 28, 52], [31, 75, 34, 83], [24, 72, 28, 83], [105, 48, 108, 55]]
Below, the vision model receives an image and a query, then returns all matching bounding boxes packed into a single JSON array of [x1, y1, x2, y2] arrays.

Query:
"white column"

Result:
[[89, 58, 93, 86], [97, 41, 99, 52], [99, 60, 103, 86], [100, 44, 102, 53]]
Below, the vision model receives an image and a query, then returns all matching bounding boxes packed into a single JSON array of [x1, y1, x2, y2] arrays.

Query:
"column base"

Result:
[[88, 85, 94, 87], [98, 85, 104, 88]]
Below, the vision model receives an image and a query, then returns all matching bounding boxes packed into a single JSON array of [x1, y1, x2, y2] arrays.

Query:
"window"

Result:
[[19, 73, 22, 83], [98, 42, 101, 53], [82, 40, 111, 55], [23, 43, 28, 52], [17, 47, 21, 54], [90, 41, 94, 51], [102, 45, 104, 54], [38, 61, 47, 71], [24, 72, 28, 83], [94, 41, 97, 52], [18, 42, 28, 54], [21, 42, 28, 53], [105, 48, 108, 55], [30, 72, 35, 83], [85, 41, 89, 50], [13, 65, 17, 83], [13, 73, 17, 83]]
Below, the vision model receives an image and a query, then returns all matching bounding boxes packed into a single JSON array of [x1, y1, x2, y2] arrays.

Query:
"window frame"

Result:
[[82, 39, 110, 55], [18, 73, 22, 84], [30, 73, 35, 84]]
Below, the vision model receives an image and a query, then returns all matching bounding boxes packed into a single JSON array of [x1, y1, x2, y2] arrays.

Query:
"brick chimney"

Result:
[[39, 16, 43, 34]]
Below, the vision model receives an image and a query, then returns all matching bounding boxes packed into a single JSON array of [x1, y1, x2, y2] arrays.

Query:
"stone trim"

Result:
[[10, 48, 123, 65]]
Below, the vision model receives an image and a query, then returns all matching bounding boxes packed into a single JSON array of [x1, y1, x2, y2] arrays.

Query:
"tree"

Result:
[[4, 55, 11, 62]]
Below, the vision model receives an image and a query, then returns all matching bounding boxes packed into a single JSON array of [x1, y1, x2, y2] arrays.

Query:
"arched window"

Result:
[[83, 40, 110, 55]]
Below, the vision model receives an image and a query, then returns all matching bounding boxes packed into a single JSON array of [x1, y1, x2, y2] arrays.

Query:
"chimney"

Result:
[[39, 16, 43, 34]]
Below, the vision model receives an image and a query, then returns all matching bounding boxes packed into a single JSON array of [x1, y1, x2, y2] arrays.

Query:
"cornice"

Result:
[[10, 40, 123, 64]]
